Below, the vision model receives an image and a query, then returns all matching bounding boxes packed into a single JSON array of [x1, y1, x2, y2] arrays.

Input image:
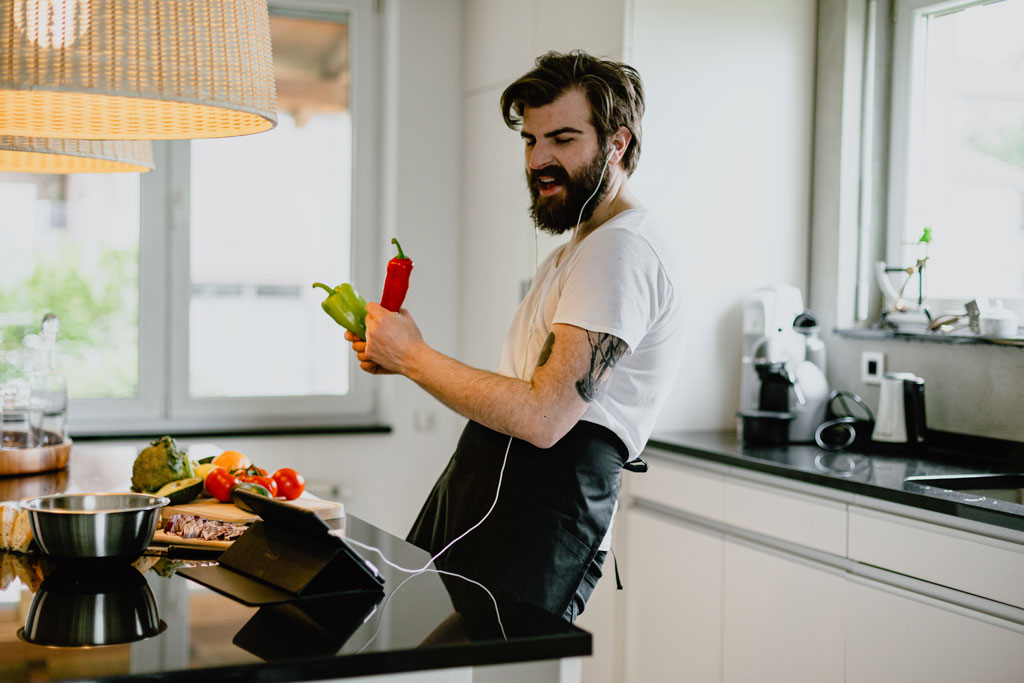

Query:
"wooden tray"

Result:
[[0, 435, 71, 477], [161, 496, 344, 524]]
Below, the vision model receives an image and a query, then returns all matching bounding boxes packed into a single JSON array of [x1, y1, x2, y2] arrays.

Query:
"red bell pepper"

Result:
[[381, 238, 413, 311]]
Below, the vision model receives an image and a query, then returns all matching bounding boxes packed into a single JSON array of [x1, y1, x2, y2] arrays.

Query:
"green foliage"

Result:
[[970, 119, 1024, 170], [0, 243, 139, 397], [0, 245, 135, 343]]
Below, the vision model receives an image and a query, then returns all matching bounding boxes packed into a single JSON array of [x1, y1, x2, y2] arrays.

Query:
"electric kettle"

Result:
[[871, 373, 927, 446]]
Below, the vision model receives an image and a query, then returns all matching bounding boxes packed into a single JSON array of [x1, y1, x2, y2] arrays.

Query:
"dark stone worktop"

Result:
[[647, 431, 1024, 535], [0, 444, 589, 682], [0, 514, 589, 682]]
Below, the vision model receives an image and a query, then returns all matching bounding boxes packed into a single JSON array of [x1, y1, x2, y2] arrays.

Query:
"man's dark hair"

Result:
[[501, 50, 645, 176]]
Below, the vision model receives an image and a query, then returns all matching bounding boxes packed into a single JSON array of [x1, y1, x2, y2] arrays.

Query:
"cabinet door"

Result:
[[576, 530, 623, 683], [722, 540, 844, 683], [623, 507, 722, 683], [846, 577, 1024, 683]]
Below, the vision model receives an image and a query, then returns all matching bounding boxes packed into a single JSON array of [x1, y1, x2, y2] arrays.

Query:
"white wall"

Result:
[[458, 0, 820, 434], [628, 0, 818, 431]]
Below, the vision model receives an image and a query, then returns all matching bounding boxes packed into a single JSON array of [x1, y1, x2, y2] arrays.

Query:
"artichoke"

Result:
[[130, 436, 194, 493]]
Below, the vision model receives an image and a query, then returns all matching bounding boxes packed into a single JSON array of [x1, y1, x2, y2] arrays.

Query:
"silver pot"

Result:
[[21, 493, 169, 559], [20, 565, 166, 647]]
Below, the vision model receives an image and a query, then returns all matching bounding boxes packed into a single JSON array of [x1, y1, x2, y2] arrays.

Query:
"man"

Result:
[[346, 50, 684, 622]]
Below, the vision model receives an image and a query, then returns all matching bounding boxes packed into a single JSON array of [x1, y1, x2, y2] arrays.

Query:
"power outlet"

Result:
[[861, 351, 885, 385]]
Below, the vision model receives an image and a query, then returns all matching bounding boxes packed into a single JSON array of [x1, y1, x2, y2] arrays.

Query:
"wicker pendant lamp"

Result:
[[0, 0, 278, 141], [0, 134, 153, 172]]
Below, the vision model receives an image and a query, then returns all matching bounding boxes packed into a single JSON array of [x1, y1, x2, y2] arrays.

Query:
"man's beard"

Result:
[[527, 151, 610, 235]]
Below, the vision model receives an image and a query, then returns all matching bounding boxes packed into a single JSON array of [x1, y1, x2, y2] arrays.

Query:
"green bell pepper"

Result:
[[313, 282, 368, 338]]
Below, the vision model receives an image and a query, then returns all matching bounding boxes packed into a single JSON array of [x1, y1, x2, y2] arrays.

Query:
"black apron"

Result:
[[407, 419, 629, 618]]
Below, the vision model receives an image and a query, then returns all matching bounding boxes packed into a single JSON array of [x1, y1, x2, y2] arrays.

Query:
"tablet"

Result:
[[177, 490, 384, 606]]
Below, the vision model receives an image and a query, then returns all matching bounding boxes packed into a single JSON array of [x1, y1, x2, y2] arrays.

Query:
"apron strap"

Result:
[[612, 546, 624, 590], [623, 456, 648, 473]]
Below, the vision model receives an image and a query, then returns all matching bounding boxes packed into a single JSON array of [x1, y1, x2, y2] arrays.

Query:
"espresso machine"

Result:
[[739, 285, 804, 416], [737, 286, 829, 444]]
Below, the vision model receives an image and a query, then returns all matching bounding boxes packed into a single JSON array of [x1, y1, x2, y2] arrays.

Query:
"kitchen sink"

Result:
[[904, 473, 1024, 505]]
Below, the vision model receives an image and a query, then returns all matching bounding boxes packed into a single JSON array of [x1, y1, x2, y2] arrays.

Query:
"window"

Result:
[[0, 174, 141, 399], [0, 0, 380, 436], [887, 0, 1024, 320]]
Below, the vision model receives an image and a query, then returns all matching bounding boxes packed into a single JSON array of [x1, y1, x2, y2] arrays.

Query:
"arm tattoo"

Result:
[[537, 332, 555, 367], [576, 332, 627, 402]]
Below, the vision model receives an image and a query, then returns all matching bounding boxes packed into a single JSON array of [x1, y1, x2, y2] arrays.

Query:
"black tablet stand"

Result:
[[178, 490, 384, 606]]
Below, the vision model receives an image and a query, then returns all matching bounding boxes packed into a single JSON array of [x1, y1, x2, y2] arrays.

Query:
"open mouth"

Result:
[[531, 167, 568, 198], [537, 177, 564, 196]]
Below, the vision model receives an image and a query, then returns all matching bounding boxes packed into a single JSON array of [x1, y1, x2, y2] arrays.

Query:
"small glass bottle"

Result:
[[29, 313, 68, 445]]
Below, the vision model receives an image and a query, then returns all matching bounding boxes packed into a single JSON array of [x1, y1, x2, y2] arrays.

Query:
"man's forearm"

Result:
[[403, 343, 574, 448]]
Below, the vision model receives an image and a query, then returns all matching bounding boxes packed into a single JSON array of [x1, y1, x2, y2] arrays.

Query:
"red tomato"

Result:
[[239, 474, 278, 497], [206, 468, 240, 503], [272, 468, 305, 500]]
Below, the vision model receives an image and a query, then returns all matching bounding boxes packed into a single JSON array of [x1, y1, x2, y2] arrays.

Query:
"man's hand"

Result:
[[344, 329, 393, 375], [345, 302, 425, 376]]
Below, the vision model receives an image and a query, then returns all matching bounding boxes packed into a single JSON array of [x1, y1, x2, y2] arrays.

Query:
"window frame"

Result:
[[69, 0, 381, 436], [885, 0, 1024, 316]]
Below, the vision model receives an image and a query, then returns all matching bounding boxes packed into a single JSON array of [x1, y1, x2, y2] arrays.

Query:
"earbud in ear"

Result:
[[606, 148, 615, 162]]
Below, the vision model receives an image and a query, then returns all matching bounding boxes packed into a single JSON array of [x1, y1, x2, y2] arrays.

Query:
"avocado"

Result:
[[154, 477, 203, 505]]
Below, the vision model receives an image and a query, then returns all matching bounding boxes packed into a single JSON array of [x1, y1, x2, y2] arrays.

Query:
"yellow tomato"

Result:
[[212, 450, 250, 472], [194, 463, 222, 495]]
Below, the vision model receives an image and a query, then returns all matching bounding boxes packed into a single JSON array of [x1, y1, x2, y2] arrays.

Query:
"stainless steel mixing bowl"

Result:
[[21, 493, 170, 560]]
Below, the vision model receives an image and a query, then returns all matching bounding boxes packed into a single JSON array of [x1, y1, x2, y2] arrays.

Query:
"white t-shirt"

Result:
[[498, 208, 685, 461]]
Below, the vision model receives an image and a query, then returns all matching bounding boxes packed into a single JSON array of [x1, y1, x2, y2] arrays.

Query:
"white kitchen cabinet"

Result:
[[848, 506, 1024, 610], [576, 529, 624, 683], [621, 450, 1024, 683], [623, 506, 723, 683], [845, 577, 1024, 683], [629, 456, 725, 521], [723, 479, 847, 556], [722, 540, 845, 683]]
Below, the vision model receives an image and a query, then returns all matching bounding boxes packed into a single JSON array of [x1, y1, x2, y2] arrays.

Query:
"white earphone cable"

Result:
[[349, 146, 615, 642], [346, 542, 508, 648]]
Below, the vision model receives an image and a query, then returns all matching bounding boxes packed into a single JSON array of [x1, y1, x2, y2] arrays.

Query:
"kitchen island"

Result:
[[0, 448, 590, 683]]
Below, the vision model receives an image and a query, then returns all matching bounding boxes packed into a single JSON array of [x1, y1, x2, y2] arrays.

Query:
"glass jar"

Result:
[[2, 381, 38, 449]]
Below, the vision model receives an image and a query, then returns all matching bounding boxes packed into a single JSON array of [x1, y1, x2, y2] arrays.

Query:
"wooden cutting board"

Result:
[[151, 530, 234, 548], [160, 496, 344, 524]]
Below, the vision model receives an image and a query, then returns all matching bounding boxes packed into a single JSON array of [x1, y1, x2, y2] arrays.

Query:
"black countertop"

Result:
[[0, 515, 589, 682], [0, 446, 590, 682], [648, 431, 1024, 534]]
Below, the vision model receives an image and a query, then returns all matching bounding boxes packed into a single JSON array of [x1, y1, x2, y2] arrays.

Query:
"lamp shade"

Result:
[[0, 0, 277, 140], [0, 135, 153, 173]]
